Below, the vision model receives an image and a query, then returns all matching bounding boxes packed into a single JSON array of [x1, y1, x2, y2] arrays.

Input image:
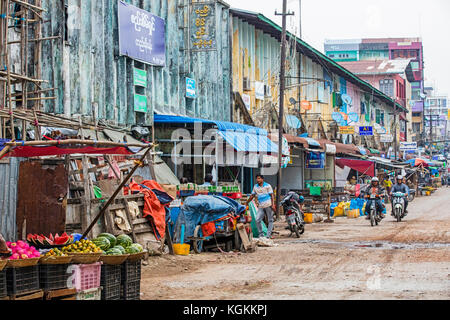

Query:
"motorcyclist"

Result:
[[364, 177, 385, 219], [391, 175, 409, 215]]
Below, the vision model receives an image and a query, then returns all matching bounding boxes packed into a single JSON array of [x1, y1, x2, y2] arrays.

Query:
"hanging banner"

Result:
[[186, 78, 196, 98], [134, 94, 148, 113], [190, 3, 216, 51], [118, 1, 166, 66], [255, 82, 265, 100], [242, 94, 251, 110], [399, 142, 417, 151], [133, 68, 147, 87], [305, 152, 325, 169], [380, 134, 393, 143], [301, 100, 312, 111], [339, 126, 355, 134]]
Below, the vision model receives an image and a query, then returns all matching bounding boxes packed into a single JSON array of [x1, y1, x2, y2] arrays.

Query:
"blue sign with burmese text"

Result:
[[118, 1, 165, 66]]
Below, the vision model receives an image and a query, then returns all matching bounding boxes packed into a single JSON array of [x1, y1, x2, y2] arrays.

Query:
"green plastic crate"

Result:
[[310, 186, 322, 196]]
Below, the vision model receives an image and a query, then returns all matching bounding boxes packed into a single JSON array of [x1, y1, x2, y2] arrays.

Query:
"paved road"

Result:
[[141, 188, 450, 300]]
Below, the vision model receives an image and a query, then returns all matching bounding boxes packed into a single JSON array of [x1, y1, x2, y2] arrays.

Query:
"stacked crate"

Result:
[[120, 260, 141, 300], [100, 264, 121, 300]]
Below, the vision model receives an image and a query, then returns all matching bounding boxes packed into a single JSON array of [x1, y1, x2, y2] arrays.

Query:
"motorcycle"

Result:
[[392, 192, 406, 222], [365, 193, 384, 227], [281, 192, 305, 238], [407, 189, 416, 202]]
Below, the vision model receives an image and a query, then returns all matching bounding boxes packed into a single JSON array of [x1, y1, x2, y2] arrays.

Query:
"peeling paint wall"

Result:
[[231, 15, 300, 129], [39, 0, 231, 126]]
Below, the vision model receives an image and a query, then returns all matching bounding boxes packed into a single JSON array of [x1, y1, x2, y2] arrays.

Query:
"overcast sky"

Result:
[[226, 0, 450, 97]]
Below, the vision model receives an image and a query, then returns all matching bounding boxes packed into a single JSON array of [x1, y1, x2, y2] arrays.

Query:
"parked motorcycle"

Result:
[[407, 189, 416, 202], [392, 192, 406, 222], [281, 192, 305, 238]]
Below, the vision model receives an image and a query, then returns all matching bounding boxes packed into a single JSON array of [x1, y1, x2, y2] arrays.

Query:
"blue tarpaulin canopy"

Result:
[[154, 114, 278, 153]]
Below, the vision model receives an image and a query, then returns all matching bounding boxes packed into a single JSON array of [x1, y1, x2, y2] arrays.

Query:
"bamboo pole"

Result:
[[4, 1, 15, 140], [10, 0, 45, 12], [8, 35, 58, 44], [81, 147, 152, 239], [0, 71, 47, 83]]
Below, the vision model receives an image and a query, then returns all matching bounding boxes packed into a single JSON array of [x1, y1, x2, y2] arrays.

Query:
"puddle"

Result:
[[278, 239, 450, 250]]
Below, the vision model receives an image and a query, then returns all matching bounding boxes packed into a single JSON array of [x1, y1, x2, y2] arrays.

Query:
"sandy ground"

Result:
[[141, 188, 450, 300]]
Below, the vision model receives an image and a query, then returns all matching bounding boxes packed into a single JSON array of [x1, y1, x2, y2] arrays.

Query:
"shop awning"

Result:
[[0, 140, 135, 158], [336, 158, 375, 177], [217, 130, 278, 153], [154, 114, 278, 154], [304, 137, 321, 147]]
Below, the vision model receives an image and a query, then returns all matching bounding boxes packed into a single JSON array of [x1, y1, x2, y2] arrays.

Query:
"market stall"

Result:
[[0, 136, 155, 300]]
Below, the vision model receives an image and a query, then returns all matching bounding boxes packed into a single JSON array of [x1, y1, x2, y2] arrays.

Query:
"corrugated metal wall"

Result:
[[0, 158, 21, 241], [40, 0, 231, 125], [231, 15, 299, 121]]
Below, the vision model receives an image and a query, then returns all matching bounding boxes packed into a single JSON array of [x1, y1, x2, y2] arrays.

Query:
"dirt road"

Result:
[[141, 188, 450, 300]]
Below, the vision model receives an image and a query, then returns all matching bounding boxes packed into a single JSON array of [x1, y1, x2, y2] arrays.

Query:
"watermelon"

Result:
[[98, 233, 116, 247], [106, 248, 123, 256], [116, 234, 133, 248], [112, 245, 126, 254], [92, 237, 111, 251], [125, 245, 140, 254], [130, 243, 143, 252]]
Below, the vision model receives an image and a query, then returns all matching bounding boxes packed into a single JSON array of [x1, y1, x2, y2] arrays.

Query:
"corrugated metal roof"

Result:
[[0, 158, 21, 241], [339, 59, 412, 75]]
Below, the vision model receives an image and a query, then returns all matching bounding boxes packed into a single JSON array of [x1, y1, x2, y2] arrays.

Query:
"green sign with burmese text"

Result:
[[134, 68, 147, 87]]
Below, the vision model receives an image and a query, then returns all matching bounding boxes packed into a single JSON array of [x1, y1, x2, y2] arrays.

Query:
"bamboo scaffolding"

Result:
[[3, 139, 154, 149]]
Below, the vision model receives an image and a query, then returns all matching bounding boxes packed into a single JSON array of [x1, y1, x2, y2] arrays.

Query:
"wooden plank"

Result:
[[45, 288, 77, 299], [237, 223, 251, 251], [9, 290, 44, 300], [132, 218, 148, 225], [123, 200, 137, 242]]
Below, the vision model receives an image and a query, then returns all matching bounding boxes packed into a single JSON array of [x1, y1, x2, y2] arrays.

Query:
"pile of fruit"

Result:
[[44, 248, 68, 257], [27, 232, 74, 247], [61, 239, 102, 254], [4, 241, 40, 260], [92, 233, 144, 255]]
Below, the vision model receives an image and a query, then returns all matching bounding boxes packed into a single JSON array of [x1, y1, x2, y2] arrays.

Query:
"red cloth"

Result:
[[142, 189, 167, 240], [132, 180, 172, 240], [336, 158, 375, 177], [1, 146, 132, 159]]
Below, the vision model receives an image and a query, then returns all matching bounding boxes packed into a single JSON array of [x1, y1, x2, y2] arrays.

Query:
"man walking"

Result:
[[245, 175, 276, 239]]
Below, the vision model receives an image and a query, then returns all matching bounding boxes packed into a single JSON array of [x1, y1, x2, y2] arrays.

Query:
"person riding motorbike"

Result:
[[364, 177, 385, 219], [391, 175, 409, 216]]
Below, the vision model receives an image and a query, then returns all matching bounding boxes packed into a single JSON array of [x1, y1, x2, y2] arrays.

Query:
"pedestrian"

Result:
[[200, 174, 214, 186], [245, 175, 276, 239]]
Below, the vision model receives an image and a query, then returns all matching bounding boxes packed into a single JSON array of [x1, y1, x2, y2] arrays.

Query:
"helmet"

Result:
[[298, 196, 305, 204], [397, 175, 403, 181], [371, 177, 379, 182]]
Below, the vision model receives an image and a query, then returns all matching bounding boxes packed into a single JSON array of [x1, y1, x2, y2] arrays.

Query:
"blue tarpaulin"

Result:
[[173, 195, 245, 243], [154, 114, 278, 153]]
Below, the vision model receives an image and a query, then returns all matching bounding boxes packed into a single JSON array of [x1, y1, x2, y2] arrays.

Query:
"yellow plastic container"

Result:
[[173, 243, 190, 256], [304, 213, 313, 224], [347, 209, 360, 219], [425, 191, 431, 196], [333, 207, 344, 217]]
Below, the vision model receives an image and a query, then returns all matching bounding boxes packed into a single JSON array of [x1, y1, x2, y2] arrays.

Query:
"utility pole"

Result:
[[298, 0, 302, 38], [275, 0, 294, 220]]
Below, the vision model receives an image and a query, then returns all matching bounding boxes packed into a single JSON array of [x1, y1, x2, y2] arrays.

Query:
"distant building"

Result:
[[325, 37, 426, 144], [423, 87, 449, 140]]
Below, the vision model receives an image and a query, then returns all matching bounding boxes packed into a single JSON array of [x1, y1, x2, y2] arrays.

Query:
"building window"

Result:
[[412, 112, 421, 117], [412, 122, 421, 133], [411, 61, 420, 71], [379, 79, 394, 97]]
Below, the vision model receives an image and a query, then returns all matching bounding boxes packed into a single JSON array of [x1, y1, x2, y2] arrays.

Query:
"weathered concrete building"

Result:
[[36, 0, 232, 126]]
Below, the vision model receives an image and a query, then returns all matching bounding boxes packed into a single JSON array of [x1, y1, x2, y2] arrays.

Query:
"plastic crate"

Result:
[[76, 287, 102, 300], [39, 264, 70, 291], [0, 270, 6, 298], [121, 260, 141, 283], [70, 262, 101, 292], [100, 264, 121, 300], [6, 265, 40, 295], [121, 280, 140, 300]]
